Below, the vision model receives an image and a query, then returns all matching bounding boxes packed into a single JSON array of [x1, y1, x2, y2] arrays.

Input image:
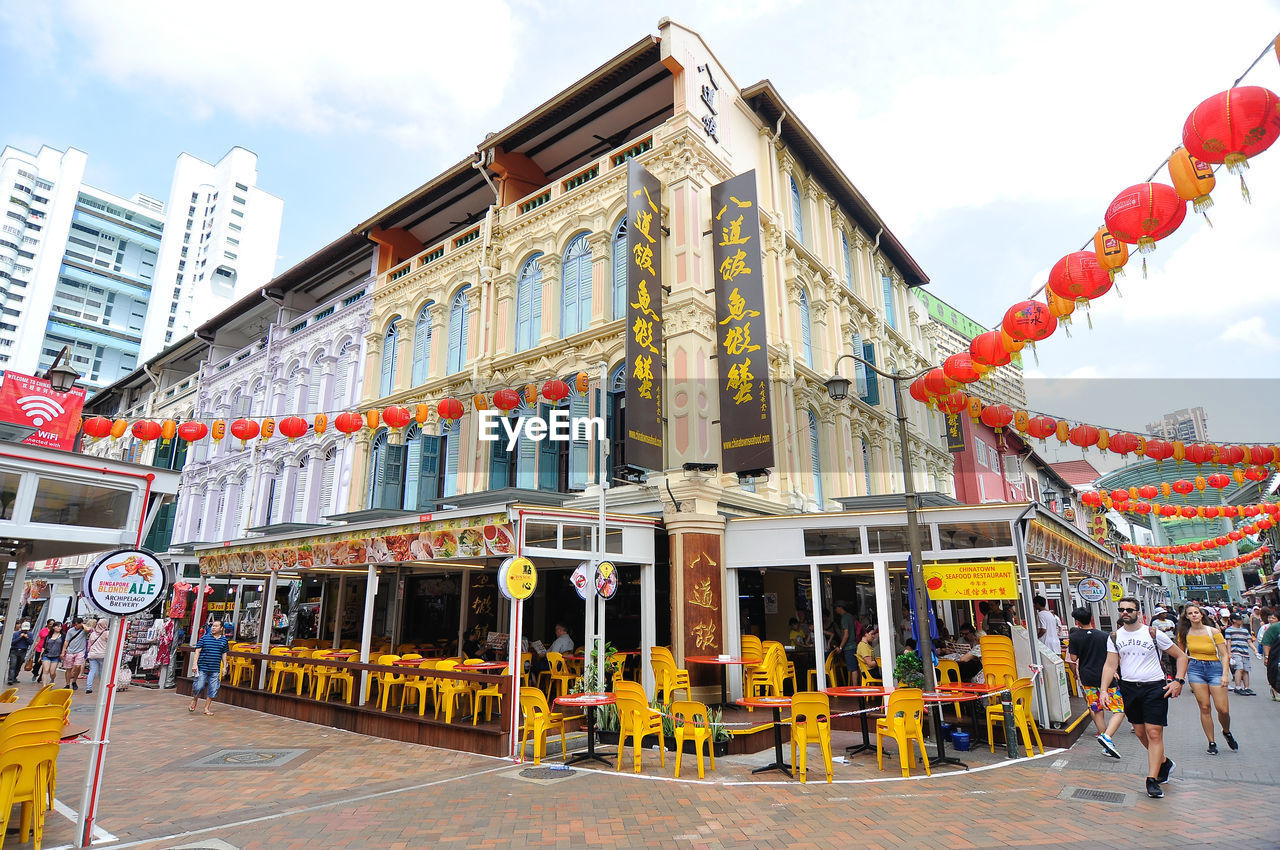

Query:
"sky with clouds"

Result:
[[3, 0, 1279, 439]]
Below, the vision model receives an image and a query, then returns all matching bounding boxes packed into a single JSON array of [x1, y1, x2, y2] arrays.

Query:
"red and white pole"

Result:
[[75, 614, 126, 847]]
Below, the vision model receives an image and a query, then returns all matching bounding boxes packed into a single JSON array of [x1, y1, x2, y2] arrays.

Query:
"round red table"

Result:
[[736, 696, 792, 776], [461, 661, 507, 671], [554, 692, 617, 766], [823, 685, 891, 756], [686, 655, 756, 709]]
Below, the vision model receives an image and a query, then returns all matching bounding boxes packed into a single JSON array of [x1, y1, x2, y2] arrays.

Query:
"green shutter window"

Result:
[[417, 434, 441, 508], [851, 332, 867, 398], [568, 390, 590, 490], [442, 421, 460, 498], [881, 275, 897, 331], [862, 341, 880, 406], [402, 424, 422, 510], [612, 219, 627, 320]]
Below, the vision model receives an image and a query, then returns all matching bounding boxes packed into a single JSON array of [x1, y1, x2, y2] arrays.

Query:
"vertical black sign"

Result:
[[624, 159, 664, 471], [945, 413, 966, 453], [711, 171, 774, 474]]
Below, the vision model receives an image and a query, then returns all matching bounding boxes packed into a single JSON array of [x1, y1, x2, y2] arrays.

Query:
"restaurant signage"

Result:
[[710, 171, 774, 474], [499, 556, 538, 601], [594, 560, 618, 600], [1077, 577, 1108, 603], [81, 548, 170, 616], [944, 413, 966, 453], [570, 562, 596, 600], [921, 561, 1018, 600], [624, 159, 664, 471], [1109, 581, 1124, 601], [1026, 519, 1117, 582], [0, 371, 87, 450], [198, 512, 515, 575]]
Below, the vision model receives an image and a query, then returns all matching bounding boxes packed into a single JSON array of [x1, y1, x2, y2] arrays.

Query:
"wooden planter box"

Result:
[[596, 729, 730, 757]]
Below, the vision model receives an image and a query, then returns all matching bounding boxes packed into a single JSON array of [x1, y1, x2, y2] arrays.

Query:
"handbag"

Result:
[[22, 658, 33, 672]]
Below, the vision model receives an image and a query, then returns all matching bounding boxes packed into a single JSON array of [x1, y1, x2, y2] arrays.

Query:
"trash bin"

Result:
[[951, 730, 971, 751]]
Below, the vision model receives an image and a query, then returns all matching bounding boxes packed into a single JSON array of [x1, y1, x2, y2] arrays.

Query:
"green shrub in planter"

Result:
[[894, 650, 925, 689]]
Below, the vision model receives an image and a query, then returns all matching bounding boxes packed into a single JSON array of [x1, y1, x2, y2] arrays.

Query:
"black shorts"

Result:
[[1118, 680, 1169, 727]]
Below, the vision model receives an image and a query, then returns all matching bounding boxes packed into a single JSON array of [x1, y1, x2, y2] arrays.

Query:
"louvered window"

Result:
[[412, 303, 433, 384], [402, 424, 422, 510], [798, 288, 813, 367], [515, 256, 542, 353], [446, 287, 469, 374], [561, 234, 591, 337], [790, 176, 804, 243], [861, 439, 872, 495], [612, 219, 627, 320], [368, 431, 387, 509], [851, 332, 868, 398], [442, 420, 460, 497], [269, 469, 285, 524], [809, 411, 823, 507], [882, 275, 897, 330], [841, 231, 853, 288], [307, 355, 324, 413], [293, 454, 311, 522], [380, 319, 400, 396], [568, 389, 590, 490], [320, 445, 338, 517]]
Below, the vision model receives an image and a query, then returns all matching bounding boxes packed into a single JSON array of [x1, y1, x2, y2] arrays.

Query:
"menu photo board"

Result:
[[710, 171, 774, 474], [624, 159, 665, 472]]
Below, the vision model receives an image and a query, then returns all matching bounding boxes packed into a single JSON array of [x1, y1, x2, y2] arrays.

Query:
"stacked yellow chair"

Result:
[[519, 686, 566, 765], [790, 691, 834, 783], [875, 688, 931, 777], [0, 688, 17, 703], [986, 677, 1044, 755], [740, 635, 763, 693], [762, 640, 797, 696], [671, 700, 715, 779], [649, 647, 691, 706], [614, 681, 665, 774], [807, 650, 842, 691], [746, 644, 785, 700], [0, 703, 65, 848]]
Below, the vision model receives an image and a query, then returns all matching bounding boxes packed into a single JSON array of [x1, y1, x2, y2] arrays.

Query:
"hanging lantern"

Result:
[[970, 331, 1012, 367], [1055, 419, 1071, 444], [1092, 225, 1129, 281], [82, 416, 113, 440], [414, 404, 430, 425], [1110, 489, 1130, 504], [943, 353, 982, 385], [1000, 329, 1026, 353], [1161, 482, 1172, 498], [523, 384, 538, 408], [1228, 530, 1244, 542], [493, 388, 521, 412], [1144, 438, 1173, 464], [1182, 86, 1280, 201], [576, 372, 590, 394], [211, 420, 226, 442], [279, 416, 308, 442], [1013, 410, 1030, 434], [314, 413, 328, 435], [1249, 445, 1276, 465], [472, 393, 489, 412], [909, 378, 931, 405], [1204, 505, 1221, 518], [109, 418, 128, 439], [1244, 465, 1269, 481], [1244, 505, 1262, 518], [1108, 432, 1140, 456], [1096, 429, 1110, 452], [966, 396, 984, 423], [1068, 424, 1099, 451], [979, 404, 1014, 433], [1081, 491, 1102, 508], [1194, 475, 1206, 491], [923, 368, 953, 397], [131, 420, 162, 442], [1184, 443, 1215, 466], [1167, 146, 1216, 218], [1002, 300, 1056, 343], [1045, 288, 1075, 330], [1133, 502, 1152, 516], [542, 379, 571, 403], [260, 418, 275, 441], [1048, 251, 1112, 310], [1104, 183, 1187, 275], [177, 421, 208, 442], [334, 412, 363, 436], [1179, 505, 1198, 519], [1218, 444, 1246, 466], [365, 410, 380, 431], [1171, 479, 1195, 498], [935, 391, 967, 415], [230, 418, 259, 447], [1026, 415, 1057, 442], [382, 405, 412, 430], [1159, 504, 1178, 517], [437, 397, 464, 422], [159, 419, 177, 444]]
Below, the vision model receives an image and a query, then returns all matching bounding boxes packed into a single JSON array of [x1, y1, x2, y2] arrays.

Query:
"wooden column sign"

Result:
[[710, 171, 774, 474], [681, 533, 723, 685], [624, 159, 664, 471]]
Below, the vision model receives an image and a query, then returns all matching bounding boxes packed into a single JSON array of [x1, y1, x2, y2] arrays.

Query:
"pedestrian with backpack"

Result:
[[1098, 597, 1190, 799], [1066, 607, 1125, 759]]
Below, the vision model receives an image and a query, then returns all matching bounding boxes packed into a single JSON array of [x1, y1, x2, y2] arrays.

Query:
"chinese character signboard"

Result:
[[710, 171, 774, 474], [681, 533, 723, 683], [944, 413, 966, 453], [0, 371, 87, 450], [921, 561, 1018, 600], [625, 160, 664, 471]]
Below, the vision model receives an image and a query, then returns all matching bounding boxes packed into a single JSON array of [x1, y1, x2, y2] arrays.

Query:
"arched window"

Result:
[[561, 234, 591, 337], [250, 379, 266, 417], [380, 319, 400, 396], [809, 411, 823, 507], [402, 423, 422, 510], [446, 287, 470, 374], [307, 352, 325, 413], [514, 256, 543, 353], [293, 453, 311, 522], [232, 389, 251, 418], [367, 430, 387, 510], [320, 444, 339, 518], [841, 231, 853, 288], [790, 175, 805, 243], [332, 340, 355, 408], [236, 474, 250, 535], [412, 303, 433, 384], [612, 219, 627, 320], [798, 288, 813, 367], [860, 438, 872, 496], [269, 465, 285, 525]]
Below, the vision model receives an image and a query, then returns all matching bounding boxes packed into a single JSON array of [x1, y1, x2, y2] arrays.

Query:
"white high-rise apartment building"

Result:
[[0, 144, 282, 388], [1146, 407, 1210, 443]]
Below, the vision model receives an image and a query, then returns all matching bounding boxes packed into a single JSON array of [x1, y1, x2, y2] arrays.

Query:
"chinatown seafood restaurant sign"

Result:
[[623, 159, 664, 471], [710, 171, 774, 475], [82, 549, 170, 616], [199, 513, 516, 575], [1026, 520, 1119, 583]]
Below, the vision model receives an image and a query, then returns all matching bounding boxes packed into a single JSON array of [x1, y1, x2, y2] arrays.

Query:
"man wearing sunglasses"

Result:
[[1098, 597, 1190, 800]]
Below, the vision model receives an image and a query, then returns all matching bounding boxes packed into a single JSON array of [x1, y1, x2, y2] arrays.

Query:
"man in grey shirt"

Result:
[[62, 617, 89, 691]]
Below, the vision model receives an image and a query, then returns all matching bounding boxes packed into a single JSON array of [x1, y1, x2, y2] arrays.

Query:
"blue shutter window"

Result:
[[380, 319, 400, 397], [442, 420, 460, 498], [515, 255, 543, 352], [367, 430, 387, 509], [612, 219, 627, 320], [516, 413, 537, 490], [882, 274, 897, 331], [790, 176, 805, 243], [842, 231, 853, 288], [402, 423, 422, 510], [861, 341, 880, 406], [851, 332, 867, 398], [860, 439, 872, 495], [808, 411, 823, 507], [412, 303, 433, 385], [568, 389, 590, 490], [561, 234, 591, 337], [447, 286, 470, 374], [798, 288, 813, 367]]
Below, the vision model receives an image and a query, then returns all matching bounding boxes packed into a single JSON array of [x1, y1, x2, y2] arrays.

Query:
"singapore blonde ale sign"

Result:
[[81, 548, 170, 616]]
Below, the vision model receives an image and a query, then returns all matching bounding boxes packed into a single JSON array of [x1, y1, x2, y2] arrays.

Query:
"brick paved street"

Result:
[[14, 678, 1280, 849]]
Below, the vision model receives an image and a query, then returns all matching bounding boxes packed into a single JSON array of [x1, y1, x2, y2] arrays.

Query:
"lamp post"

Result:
[[827, 353, 961, 767], [44, 345, 82, 392]]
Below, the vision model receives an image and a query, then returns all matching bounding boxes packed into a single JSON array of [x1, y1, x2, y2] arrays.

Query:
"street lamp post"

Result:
[[44, 345, 82, 392], [827, 353, 963, 768]]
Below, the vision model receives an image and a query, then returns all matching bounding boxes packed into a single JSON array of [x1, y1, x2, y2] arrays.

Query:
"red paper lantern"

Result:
[[943, 353, 982, 385], [177, 421, 208, 442], [1171, 479, 1195, 497], [131, 420, 161, 442], [542, 379, 570, 403], [1182, 87, 1280, 192], [1133, 502, 1152, 515], [1179, 506, 1198, 519], [1108, 432, 1140, 456], [1027, 416, 1057, 441], [1068, 424, 1099, 450], [1244, 465, 1269, 481], [935, 391, 968, 415], [82, 416, 113, 439], [278, 416, 308, 442], [1137, 484, 1158, 500], [1159, 505, 1178, 517], [230, 418, 259, 445], [1144, 439, 1173, 463], [1110, 489, 1130, 503], [1244, 505, 1262, 518], [1002, 300, 1056, 343], [437, 397, 464, 421], [1184, 443, 1215, 466], [1206, 473, 1231, 490], [493, 388, 521, 412], [969, 331, 1012, 368], [1082, 491, 1102, 508], [1223, 506, 1239, 518], [1218, 444, 1246, 466], [909, 379, 931, 405], [923, 368, 953, 397], [382, 405, 412, 430], [1228, 530, 1244, 542], [1104, 183, 1187, 254], [334, 412, 363, 435], [1249, 445, 1276, 465], [1215, 536, 1230, 547], [1048, 251, 1112, 306], [979, 404, 1014, 433]]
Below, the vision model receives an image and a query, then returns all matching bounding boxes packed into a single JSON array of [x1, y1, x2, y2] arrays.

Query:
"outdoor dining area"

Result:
[[0, 685, 82, 849]]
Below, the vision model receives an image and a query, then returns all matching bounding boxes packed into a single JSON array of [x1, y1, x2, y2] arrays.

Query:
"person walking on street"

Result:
[[1176, 604, 1236, 754], [7, 621, 32, 685], [1258, 608, 1280, 699], [1098, 597, 1189, 799], [834, 601, 856, 683], [188, 621, 230, 716], [85, 619, 110, 694], [1034, 595, 1063, 657], [31, 619, 54, 683], [39, 622, 65, 686], [62, 617, 88, 691], [1067, 607, 1125, 759], [1222, 613, 1255, 695]]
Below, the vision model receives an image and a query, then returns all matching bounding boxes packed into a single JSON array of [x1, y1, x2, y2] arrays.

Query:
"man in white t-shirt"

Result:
[[1033, 595, 1063, 656], [1098, 596, 1189, 800]]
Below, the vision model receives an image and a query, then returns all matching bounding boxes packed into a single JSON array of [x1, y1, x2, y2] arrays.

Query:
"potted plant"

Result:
[[893, 649, 925, 689], [571, 639, 621, 736], [657, 702, 731, 757]]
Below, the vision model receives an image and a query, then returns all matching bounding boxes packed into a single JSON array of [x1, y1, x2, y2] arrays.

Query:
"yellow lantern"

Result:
[[524, 384, 538, 408], [1194, 475, 1206, 491], [1045, 288, 1075, 331], [966, 396, 983, 423], [414, 404, 430, 424], [1135, 435, 1147, 457], [1013, 410, 1030, 433], [1168, 146, 1215, 216], [472, 393, 489, 412], [1055, 420, 1070, 444], [1092, 225, 1129, 281], [314, 413, 328, 435], [1160, 482, 1171, 498], [1096, 428, 1110, 452], [576, 372, 590, 394], [1172, 440, 1185, 463], [211, 420, 226, 442], [1234, 468, 1246, 485], [261, 417, 275, 440], [1000, 329, 1026, 353]]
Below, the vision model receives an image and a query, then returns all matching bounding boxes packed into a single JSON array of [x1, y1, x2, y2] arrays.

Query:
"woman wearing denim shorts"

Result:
[[1177, 605, 1236, 754]]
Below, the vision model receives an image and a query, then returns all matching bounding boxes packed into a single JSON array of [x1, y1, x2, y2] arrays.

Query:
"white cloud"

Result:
[[1220, 316, 1280, 351], [2, 1, 518, 143]]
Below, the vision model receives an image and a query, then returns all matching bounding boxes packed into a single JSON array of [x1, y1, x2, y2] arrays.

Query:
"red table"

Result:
[[554, 692, 617, 767], [736, 696, 793, 776], [823, 685, 891, 757], [686, 655, 756, 709], [461, 661, 507, 672]]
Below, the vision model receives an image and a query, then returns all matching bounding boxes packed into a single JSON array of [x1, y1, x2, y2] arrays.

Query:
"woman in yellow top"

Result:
[[1176, 605, 1236, 755]]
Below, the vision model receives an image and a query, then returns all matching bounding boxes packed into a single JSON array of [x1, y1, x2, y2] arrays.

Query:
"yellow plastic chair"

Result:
[[807, 650, 842, 691], [934, 660, 964, 720], [374, 655, 407, 712], [24, 684, 52, 707], [226, 645, 255, 687], [520, 652, 533, 687], [473, 665, 508, 724], [740, 635, 763, 691], [28, 688, 71, 713], [746, 644, 785, 701], [542, 653, 576, 701], [649, 647, 691, 706], [671, 700, 715, 779], [857, 654, 883, 688], [875, 688, 931, 778], [519, 686, 566, 765], [313, 650, 355, 704], [614, 680, 665, 774], [1062, 652, 1079, 697], [762, 641, 797, 696], [0, 739, 60, 848], [986, 677, 1044, 755], [0, 687, 18, 703], [790, 691, 834, 783], [434, 660, 473, 723], [399, 660, 439, 716], [267, 648, 305, 695]]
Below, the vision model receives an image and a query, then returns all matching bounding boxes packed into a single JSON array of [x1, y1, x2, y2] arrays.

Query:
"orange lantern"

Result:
[[260, 418, 275, 441], [160, 419, 177, 444], [1167, 146, 1215, 217], [472, 393, 489, 412], [1055, 419, 1070, 444], [575, 372, 590, 394], [1092, 225, 1129, 281], [523, 384, 538, 408], [414, 404, 430, 424], [211, 420, 226, 442], [110, 418, 128, 439], [966, 396, 984, 423], [1013, 410, 1030, 433], [1000, 329, 1026, 353], [1045, 288, 1075, 329], [313, 413, 328, 435], [365, 410, 380, 431], [279, 416, 308, 442]]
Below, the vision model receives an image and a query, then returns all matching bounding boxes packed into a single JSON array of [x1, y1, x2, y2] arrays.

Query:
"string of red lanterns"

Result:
[[1135, 546, 1268, 576]]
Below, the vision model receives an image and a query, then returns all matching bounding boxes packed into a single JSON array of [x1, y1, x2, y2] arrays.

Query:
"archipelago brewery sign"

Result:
[[710, 171, 774, 474], [81, 549, 170, 616], [624, 159, 665, 471]]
